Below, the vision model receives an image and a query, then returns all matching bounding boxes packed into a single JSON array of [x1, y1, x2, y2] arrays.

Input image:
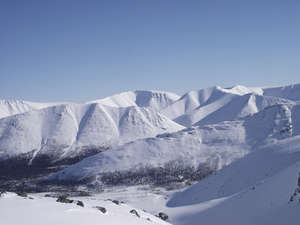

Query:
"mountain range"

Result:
[[0, 84, 298, 169], [2, 83, 300, 225]]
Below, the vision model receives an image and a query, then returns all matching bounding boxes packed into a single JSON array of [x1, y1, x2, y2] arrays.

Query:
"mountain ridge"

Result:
[[48, 101, 299, 187], [1, 83, 300, 182]]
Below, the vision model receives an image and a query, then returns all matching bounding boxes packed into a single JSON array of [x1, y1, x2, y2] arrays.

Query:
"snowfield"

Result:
[[165, 136, 300, 225], [0, 192, 171, 225]]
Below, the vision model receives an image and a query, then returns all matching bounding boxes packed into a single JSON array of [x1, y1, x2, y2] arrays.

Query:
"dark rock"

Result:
[[76, 200, 84, 207], [56, 195, 74, 203], [95, 206, 107, 214], [112, 200, 120, 205], [0, 190, 6, 197], [16, 192, 28, 197], [129, 209, 140, 218], [75, 191, 91, 197], [185, 181, 192, 186], [158, 212, 168, 221]]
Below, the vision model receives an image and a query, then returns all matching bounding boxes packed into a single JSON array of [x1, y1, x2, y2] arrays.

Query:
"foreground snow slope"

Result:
[[0, 103, 183, 163], [49, 135, 300, 225], [0, 192, 170, 225], [166, 135, 300, 225], [49, 101, 298, 184]]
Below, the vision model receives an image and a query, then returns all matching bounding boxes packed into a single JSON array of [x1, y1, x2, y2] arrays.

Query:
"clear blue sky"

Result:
[[1, 0, 300, 102]]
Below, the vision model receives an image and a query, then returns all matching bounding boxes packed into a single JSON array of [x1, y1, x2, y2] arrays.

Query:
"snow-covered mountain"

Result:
[[0, 90, 179, 120], [263, 83, 300, 101], [2, 83, 300, 225], [44, 98, 300, 225], [88, 90, 180, 111], [0, 102, 183, 166], [161, 85, 293, 127], [0, 99, 65, 119], [48, 101, 299, 186], [1, 83, 299, 175]]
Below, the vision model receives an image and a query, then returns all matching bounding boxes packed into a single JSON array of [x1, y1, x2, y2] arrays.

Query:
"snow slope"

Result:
[[47, 120, 248, 182], [263, 83, 300, 101], [48, 101, 298, 184], [0, 103, 183, 164], [161, 85, 293, 127], [166, 136, 300, 225], [0, 192, 170, 225], [88, 90, 180, 111]]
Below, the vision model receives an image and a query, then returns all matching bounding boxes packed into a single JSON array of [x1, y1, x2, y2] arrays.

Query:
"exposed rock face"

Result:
[[158, 212, 168, 221], [130, 209, 140, 218], [112, 200, 120, 205], [95, 206, 107, 214], [56, 195, 74, 204], [16, 192, 28, 197], [76, 200, 84, 207], [0, 190, 6, 197]]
